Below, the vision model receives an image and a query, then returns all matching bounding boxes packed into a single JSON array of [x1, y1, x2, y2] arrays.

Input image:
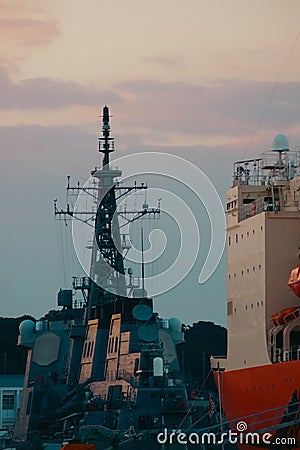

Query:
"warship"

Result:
[[13, 107, 207, 450]]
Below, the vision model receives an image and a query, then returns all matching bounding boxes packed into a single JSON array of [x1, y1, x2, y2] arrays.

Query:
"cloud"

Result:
[[1, 69, 300, 152], [0, 68, 122, 110], [0, 18, 59, 46], [0, 0, 59, 46], [143, 55, 184, 67], [114, 79, 300, 140]]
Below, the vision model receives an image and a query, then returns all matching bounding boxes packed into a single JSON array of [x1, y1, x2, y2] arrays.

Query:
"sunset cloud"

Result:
[[0, 68, 122, 111], [2, 68, 300, 150], [0, 18, 59, 46], [114, 79, 300, 140]]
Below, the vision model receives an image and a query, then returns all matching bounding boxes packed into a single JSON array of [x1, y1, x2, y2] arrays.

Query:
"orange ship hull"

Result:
[[214, 360, 300, 449]]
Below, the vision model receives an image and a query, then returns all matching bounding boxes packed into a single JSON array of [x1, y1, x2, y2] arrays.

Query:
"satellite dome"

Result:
[[168, 317, 182, 332], [19, 320, 35, 335], [272, 134, 289, 152]]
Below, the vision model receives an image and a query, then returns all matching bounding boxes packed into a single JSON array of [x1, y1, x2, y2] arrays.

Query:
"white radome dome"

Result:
[[168, 317, 182, 332], [272, 134, 289, 151], [19, 320, 35, 335]]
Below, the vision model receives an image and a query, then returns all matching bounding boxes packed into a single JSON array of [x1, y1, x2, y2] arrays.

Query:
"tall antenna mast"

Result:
[[99, 105, 114, 168]]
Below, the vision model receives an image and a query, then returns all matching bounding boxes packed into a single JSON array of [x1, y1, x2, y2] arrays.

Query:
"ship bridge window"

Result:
[[114, 336, 119, 353], [87, 341, 91, 357], [90, 341, 94, 357], [243, 198, 255, 205], [3, 394, 15, 410]]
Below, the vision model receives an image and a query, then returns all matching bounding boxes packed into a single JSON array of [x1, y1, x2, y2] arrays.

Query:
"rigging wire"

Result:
[[241, 29, 300, 160], [176, 368, 213, 431]]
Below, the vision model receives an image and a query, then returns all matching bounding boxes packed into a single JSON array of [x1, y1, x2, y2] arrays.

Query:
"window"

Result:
[[90, 341, 94, 357], [228, 236, 231, 246], [114, 336, 119, 353], [235, 234, 238, 243], [134, 358, 139, 374], [87, 341, 91, 357], [3, 393, 15, 410], [228, 301, 233, 315]]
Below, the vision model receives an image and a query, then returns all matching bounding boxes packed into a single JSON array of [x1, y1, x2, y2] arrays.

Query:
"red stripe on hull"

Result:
[[214, 360, 300, 449]]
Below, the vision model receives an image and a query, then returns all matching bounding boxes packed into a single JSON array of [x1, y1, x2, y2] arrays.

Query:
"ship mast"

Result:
[[54, 106, 160, 320], [87, 105, 126, 318]]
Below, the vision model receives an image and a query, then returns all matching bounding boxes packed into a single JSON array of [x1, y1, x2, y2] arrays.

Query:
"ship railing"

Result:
[[227, 400, 300, 433], [118, 369, 138, 387], [233, 150, 300, 187], [261, 150, 300, 172], [272, 345, 300, 363], [238, 196, 281, 222]]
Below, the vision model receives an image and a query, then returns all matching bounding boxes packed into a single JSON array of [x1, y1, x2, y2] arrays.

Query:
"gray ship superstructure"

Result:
[[14, 107, 192, 449]]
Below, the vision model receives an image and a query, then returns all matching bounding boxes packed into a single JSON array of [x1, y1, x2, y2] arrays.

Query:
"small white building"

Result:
[[0, 375, 23, 429]]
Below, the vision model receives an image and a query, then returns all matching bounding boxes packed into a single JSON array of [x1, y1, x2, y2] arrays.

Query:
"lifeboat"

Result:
[[288, 264, 300, 297], [271, 312, 282, 326], [272, 307, 299, 325]]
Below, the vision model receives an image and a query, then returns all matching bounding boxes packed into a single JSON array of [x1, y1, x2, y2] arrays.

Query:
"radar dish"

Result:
[[138, 323, 158, 342], [168, 317, 182, 332], [132, 304, 153, 321], [19, 320, 35, 335], [272, 134, 289, 152]]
